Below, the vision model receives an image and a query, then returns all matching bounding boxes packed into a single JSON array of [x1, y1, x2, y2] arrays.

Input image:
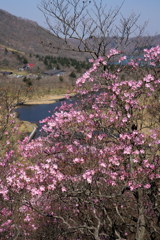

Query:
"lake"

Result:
[[16, 100, 64, 124], [15, 96, 77, 138]]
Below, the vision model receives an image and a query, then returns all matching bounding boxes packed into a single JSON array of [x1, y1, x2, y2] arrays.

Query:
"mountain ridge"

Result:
[[0, 9, 85, 59], [1, 9, 160, 59]]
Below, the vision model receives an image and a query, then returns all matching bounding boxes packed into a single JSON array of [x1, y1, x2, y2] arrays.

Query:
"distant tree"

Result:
[[1, 59, 9, 66], [23, 57, 28, 64], [44, 57, 48, 66], [4, 48, 8, 55], [23, 76, 32, 87], [36, 66, 41, 74], [56, 64, 60, 70], [75, 65, 82, 73], [69, 71, 77, 79], [38, 74, 42, 80], [59, 76, 64, 82], [47, 63, 52, 69], [15, 53, 28, 64]]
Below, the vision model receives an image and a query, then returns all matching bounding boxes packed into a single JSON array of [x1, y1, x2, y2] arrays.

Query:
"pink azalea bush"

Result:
[[0, 47, 160, 239]]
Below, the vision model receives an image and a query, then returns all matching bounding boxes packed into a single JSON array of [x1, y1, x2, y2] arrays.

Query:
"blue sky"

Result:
[[0, 0, 160, 36]]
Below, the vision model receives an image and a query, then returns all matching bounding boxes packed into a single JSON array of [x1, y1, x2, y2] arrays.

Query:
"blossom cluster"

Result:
[[0, 46, 160, 239]]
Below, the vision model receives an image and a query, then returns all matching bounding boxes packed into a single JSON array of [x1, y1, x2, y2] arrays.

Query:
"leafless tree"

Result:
[[0, 77, 29, 140], [39, 0, 148, 58]]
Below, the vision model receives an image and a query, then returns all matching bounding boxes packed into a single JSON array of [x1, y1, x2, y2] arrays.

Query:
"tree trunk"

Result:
[[135, 189, 146, 240]]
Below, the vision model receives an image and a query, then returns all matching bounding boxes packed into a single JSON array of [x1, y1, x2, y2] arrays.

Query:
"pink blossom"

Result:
[[73, 158, 84, 164], [61, 186, 67, 192], [144, 184, 151, 189], [123, 146, 132, 154], [118, 55, 127, 63], [100, 162, 106, 168]]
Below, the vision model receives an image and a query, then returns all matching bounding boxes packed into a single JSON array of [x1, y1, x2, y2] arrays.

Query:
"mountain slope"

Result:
[[1, 9, 160, 59], [0, 9, 83, 58]]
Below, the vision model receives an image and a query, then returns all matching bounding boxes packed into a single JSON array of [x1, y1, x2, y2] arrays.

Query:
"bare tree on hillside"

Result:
[[39, 0, 149, 58]]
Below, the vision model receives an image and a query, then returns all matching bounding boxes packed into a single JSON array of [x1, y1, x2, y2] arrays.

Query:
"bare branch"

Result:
[[39, 0, 147, 57]]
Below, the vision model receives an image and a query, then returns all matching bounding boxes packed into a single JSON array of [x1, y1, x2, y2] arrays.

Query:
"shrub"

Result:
[[0, 47, 160, 239]]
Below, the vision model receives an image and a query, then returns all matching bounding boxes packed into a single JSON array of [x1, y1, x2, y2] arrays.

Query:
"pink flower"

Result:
[[86, 132, 92, 139], [118, 55, 127, 63], [39, 186, 45, 191], [24, 215, 31, 222], [128, 59, 138, 68], [83, 170, 95, 183], [73, 158, 84, 164], [107, 48, 120, 58], [1, 219, 12, 227], [102, 61, 107, 65], [143, 74, 154, 82], [133, 150, 139, 155], [122, 117, 128, 123], [61, 186, 67, 192], [100, 162, 106, 168], [48, 184, 56, 191], [123, 146, 132, 154], [89, 58, 94, 63], [144, 184, 151, 189]]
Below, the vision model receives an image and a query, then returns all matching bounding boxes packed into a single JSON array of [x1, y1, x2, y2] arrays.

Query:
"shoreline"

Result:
[[23, 93, 75, 105], [15, 93, 75, 137]]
